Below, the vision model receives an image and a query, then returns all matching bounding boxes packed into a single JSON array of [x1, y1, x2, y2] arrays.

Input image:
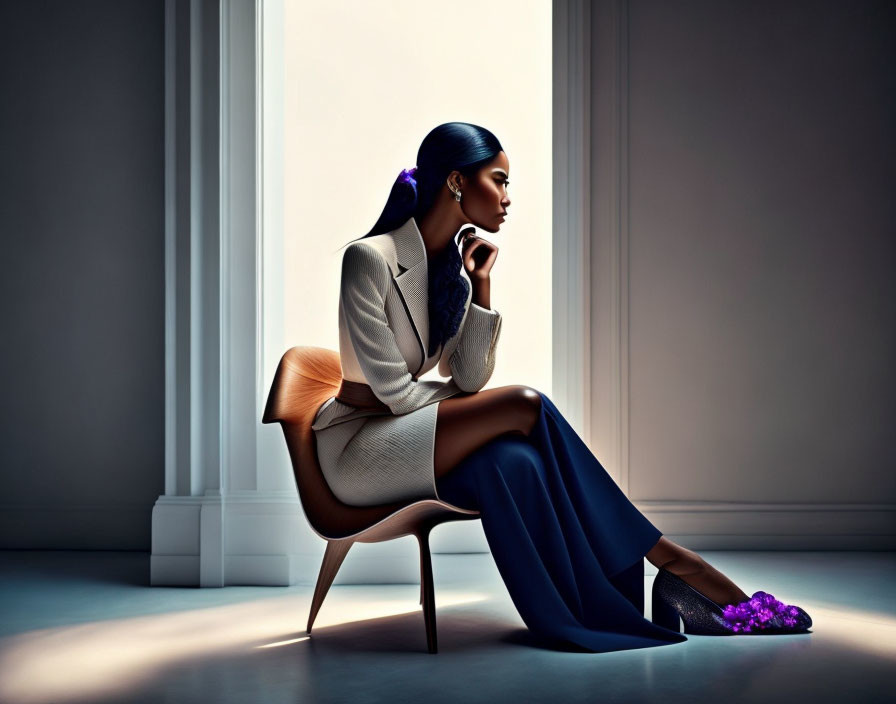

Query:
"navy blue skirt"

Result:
[[435, 391, 688, 652]]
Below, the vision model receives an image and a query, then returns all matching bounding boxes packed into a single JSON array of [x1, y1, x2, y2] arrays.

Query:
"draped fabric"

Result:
[[426, 240, 470, 358], [435, 391, 688, 652]]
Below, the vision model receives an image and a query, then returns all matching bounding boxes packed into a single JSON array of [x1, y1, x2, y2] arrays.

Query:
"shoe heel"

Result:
[[651, 581, 681, 632]]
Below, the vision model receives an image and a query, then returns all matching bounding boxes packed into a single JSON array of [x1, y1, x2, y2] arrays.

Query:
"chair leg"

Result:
[[419, 555, 425, 604], [307, 539, 353, 634], [416, 526, 438, 654]]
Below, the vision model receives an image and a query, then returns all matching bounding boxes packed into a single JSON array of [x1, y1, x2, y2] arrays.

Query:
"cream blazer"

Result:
[[311, 215, 503, 432]]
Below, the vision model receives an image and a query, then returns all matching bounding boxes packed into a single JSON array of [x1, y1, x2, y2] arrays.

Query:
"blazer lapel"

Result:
[[390, 217, 430, 372]]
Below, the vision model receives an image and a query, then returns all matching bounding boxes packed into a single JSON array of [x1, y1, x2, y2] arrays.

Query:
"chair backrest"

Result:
[[262, 346, 412, 539]]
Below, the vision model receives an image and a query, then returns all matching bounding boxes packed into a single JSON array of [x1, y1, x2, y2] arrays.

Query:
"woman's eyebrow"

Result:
[[492, 169, 508, 177]]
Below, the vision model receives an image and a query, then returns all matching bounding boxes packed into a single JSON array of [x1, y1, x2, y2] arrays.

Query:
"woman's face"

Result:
[[457, 151, 511, 233]]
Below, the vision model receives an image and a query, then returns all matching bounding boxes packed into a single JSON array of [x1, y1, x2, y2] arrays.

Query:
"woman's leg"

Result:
[[433, 385, 542, 480], [435, 431, 686, 651], [437, 387, 751, 608]]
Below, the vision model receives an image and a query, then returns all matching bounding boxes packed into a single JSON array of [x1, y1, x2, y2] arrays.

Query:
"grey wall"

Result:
[[621, 1, 895, 512], [0, 0, 165, 549]]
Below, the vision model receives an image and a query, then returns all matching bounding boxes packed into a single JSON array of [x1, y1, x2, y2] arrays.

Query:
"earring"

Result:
[[448, 181, 462, 202]]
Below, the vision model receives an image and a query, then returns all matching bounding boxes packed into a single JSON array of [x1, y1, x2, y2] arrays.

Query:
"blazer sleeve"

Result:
[[439, 300, 503, 392], [340, 242, 441, 415]]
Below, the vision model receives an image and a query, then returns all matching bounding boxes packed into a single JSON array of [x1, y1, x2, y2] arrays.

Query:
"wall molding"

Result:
[[636, 501, 896, 550], [590, 0, 630, 492], [552, 0, 593, 447], [153, 0, 316, 587], [151, 492, 320, 585], [635, 501, 896, 512]]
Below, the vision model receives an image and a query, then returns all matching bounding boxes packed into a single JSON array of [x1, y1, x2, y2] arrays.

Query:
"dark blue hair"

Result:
[[360, 121, 503, 239], [340, 122, 504, 357]]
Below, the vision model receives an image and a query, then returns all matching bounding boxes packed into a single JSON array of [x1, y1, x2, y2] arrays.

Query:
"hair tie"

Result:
[[398, 167, 418, 188]]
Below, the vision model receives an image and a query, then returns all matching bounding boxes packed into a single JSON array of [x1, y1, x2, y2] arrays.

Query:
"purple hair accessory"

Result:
[[398, 167, 418, 187], [721, 591, 802, 632]]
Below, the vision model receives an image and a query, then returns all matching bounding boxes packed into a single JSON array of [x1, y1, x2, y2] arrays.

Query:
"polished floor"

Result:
[[0, 549, 893, 704]]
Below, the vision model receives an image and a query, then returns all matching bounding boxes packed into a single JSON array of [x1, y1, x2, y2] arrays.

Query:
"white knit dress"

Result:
[[310, 216, 503, 507], [313, 344, 448, 506]]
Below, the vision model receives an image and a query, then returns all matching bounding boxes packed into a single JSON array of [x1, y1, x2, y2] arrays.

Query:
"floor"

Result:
[[0, 550, 893, 704]]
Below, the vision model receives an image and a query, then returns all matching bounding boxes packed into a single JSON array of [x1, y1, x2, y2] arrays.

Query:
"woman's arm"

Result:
[[340, 242, 439, 415], [438, 232, 503, 391], [438, 294, 503, 392]]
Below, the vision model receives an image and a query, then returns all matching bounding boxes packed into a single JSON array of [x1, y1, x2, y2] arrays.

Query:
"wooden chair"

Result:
[[261, 346, 481, 653]]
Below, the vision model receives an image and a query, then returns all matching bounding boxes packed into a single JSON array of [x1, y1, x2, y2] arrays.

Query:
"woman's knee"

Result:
[[507, 385, 542, 435]]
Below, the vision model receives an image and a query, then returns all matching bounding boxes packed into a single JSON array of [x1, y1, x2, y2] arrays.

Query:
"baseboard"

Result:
[[637, 501, 896, 550], [150, 493, 328, 586], [144, 497, 896, 585]]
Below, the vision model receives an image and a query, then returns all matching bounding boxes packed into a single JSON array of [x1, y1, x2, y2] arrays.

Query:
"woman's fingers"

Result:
[[461, 232, 497, 276]]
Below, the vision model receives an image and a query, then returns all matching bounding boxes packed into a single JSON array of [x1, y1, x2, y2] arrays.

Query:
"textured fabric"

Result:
[[426, 236, 470, 357], [312, 215, 503, 505], [435, 391, 688, 652], [316, 398, 442, 506]]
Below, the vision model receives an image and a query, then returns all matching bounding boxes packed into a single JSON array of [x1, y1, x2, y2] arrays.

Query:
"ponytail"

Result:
[[362, 167, 421, 239]]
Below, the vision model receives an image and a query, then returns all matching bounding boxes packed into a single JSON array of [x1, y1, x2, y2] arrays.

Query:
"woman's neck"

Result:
[[417, 202, 467, 261]]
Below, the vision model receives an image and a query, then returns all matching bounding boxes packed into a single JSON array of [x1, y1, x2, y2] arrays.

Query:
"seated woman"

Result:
[[311, 122, 812, 652]]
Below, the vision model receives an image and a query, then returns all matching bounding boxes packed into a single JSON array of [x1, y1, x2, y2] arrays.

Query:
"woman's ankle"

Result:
[[660, 553, 708, 577], [673, 560, 750, 607]]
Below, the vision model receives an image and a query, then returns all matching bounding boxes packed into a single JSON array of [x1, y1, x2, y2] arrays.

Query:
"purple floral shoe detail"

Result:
[[652, 568, 813, 636], [722, 591, 813, 633]]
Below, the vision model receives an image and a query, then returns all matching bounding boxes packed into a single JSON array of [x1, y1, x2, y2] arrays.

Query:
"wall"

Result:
[[0, 0, 165, 549], [598, 0, 895, 547]]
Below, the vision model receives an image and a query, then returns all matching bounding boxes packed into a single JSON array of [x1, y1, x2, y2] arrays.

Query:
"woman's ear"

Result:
[[447, 170, 464, 192]]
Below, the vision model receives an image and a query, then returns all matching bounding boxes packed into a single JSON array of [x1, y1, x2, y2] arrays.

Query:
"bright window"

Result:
[[268, 0, 552, 397]]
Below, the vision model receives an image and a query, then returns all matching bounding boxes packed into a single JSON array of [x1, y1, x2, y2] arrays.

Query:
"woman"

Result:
[[312, 122, 812, 652]]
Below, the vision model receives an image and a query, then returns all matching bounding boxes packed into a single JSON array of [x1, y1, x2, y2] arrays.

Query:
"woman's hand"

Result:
[[459, 228, 498, 282]]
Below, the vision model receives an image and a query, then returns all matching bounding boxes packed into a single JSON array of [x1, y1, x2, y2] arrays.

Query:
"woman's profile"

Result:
[[311, 121, 813, 652]]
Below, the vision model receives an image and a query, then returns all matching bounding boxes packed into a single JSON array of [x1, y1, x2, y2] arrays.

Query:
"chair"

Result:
[[261, 346, 481, 654]]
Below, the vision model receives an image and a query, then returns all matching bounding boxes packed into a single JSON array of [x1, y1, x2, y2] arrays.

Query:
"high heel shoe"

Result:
[[651, 567, 813, 635]]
